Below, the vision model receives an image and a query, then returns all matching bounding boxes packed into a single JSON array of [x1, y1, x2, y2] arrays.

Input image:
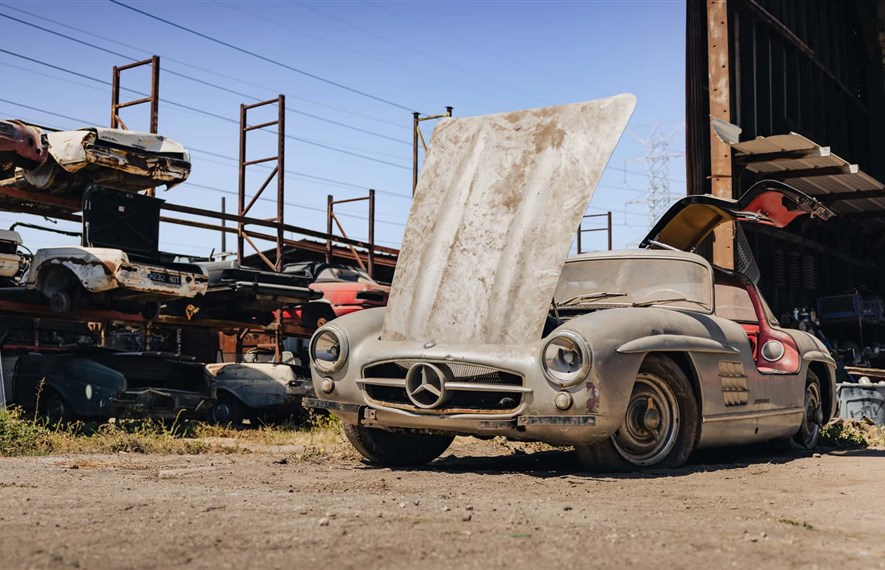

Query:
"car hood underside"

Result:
[[380, 95, 636, 345]]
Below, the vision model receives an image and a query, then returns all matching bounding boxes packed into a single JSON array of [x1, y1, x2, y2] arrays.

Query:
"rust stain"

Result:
[[532, 123, 567, 153], [585, 381, 599, 414]]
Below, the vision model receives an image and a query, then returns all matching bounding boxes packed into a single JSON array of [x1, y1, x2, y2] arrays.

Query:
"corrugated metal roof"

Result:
[[732, 133, 885, 226]]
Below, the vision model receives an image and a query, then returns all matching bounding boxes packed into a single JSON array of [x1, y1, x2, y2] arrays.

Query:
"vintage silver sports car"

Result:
[[303, 96, 838, 472]]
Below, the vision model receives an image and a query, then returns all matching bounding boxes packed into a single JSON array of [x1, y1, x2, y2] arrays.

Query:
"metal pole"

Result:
[[326, 195, 334, 263], [221, 197, 227, 254], [110, 65, 120, 129], [412, 112, 420, 195], [368, 189, 375, 279], [607, 211, 613, 250], [149, 55, 160, 134], [276, 94, 285, 271], [576, 223, 582, 254], [237, 103, 247, 264]]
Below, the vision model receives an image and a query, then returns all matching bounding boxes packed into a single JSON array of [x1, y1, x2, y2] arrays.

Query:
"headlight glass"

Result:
[[310, 328, 347, 373], [541, 332, 591, 387]]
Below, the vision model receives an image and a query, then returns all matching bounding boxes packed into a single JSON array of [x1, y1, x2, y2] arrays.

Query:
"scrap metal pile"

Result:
[[0, 118, 383, 423]]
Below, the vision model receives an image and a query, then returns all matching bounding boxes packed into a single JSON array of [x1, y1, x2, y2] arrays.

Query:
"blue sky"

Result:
[[1, 0, 686, 259]]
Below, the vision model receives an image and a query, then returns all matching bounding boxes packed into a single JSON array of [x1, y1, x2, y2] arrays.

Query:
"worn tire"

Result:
[[140, 302, 161, 321], [343, 423, 454, 467], [575, 354, 699, 472], [42, 391, 71, 424], [792, 370, 823, 450], [211, 393, 246, 427], [49, 290, 73, 314]]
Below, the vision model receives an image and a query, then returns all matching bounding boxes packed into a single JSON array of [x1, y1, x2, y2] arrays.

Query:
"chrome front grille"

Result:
[[360, 360, 528, 414]]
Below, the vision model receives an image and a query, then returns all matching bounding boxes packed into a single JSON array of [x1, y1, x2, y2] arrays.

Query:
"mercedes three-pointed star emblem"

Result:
[[405, 363, 448, 409]]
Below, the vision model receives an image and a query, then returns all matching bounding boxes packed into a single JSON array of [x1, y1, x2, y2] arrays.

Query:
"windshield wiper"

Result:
[[632, 297, 709, 309], [557, 292, 627, 307]]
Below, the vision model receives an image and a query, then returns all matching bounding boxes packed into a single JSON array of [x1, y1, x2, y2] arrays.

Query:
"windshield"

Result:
[[553, 257, 713, 312]]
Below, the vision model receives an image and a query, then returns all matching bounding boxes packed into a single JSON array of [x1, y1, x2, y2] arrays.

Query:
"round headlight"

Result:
[[310, 328, 348, 373], [541, 331, 591, 387]]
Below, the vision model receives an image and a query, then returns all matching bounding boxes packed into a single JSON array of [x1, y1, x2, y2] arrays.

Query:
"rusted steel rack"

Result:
[[326, 191, 376, 277], [0, 299, 315, 337], [111, 56, 160, 197], [412, 107, 453, 195], [576, 212, 613, 254], [238, 96, 286, 271], [0, 186, 398, 274]]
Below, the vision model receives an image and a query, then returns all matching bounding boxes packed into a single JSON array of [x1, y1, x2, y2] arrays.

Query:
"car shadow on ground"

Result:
[[364, 444, 884, 479]]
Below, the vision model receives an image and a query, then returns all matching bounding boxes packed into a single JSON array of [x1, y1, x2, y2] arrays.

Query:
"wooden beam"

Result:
[[818, 188, 885, 204], [707, 0, 734, 269]]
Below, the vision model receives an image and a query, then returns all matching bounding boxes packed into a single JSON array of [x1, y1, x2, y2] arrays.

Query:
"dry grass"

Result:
[[0, 406, 349, 458], [820, 418, 885, 449]]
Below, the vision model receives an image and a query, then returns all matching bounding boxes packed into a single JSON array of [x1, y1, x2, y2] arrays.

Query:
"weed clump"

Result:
[[821, 418, 885, 449], [0, 407, 53, 456]]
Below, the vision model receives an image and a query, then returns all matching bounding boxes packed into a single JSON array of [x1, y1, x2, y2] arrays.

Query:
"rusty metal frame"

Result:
[[326, 190, 376, 277], [412, 107, 453, 195], [576, 212, 612, 254], [238, 95, 285, 272], [111, 56, 161, 197]]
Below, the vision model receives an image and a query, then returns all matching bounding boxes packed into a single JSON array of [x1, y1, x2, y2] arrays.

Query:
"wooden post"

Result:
[[707, 0, 734, 269]]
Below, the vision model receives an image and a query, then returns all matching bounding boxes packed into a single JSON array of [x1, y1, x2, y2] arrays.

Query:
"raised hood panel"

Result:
[[381, 95, 636, 345]]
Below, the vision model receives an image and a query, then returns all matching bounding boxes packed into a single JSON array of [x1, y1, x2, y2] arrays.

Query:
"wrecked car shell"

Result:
[[206, 361, 311, 423], [0, 229, 24, 281], [24, 246, 208, 315], [0, 119, 48, 173], [20, 128, 190, 194], [166, 260, 321, 324], [11, 351, 215, 421]]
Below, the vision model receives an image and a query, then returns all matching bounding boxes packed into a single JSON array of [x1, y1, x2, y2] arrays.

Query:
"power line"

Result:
[[292, 0, 551, 107], [0, 12, 409, 146], [108, 0, 418, 113], [0, 2, 408, 131], [0, 47, 410, 170]]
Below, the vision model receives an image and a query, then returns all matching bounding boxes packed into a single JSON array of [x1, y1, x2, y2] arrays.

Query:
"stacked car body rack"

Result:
[[0, 55, 398, 361]]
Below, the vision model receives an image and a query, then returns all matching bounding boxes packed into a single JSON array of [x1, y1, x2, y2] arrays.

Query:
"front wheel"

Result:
[[575, 354, 699, 472], [343, 423, 454, 467], [793, 371, 823, 450], [211, 394, 245, 427]]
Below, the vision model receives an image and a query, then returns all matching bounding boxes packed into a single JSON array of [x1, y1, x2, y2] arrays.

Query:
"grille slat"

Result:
[[361, 360, 525, 413]]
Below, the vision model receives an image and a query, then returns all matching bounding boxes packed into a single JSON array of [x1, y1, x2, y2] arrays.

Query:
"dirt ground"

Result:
[[1, 438, 883, 570]]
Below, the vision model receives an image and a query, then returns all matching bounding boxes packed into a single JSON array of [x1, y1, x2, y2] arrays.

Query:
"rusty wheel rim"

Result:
[[611, 372, 680, 466], [799, 382, 821, 449]]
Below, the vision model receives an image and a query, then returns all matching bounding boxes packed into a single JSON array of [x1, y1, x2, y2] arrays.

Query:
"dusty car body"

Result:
[[23, 187, 208, 317], [0, 119, 48, 175], [206, 361, 311, 425], [283, 262, 390, 317], [19, 127, 190, 194], [166, 260, 321, 324], [24, 247, 207, 317], [304, 96, 837, 472], [0, 229, 25, 285], [11, 350, 215, 422]]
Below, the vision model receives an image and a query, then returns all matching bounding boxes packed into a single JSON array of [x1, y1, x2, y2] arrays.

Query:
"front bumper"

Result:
[[110, 388, 214, 419], [308, 339, 622, 446], [115, 264, 208, 299]]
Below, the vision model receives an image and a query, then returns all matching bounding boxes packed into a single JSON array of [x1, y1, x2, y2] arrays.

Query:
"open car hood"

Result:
[[381, 95, 636, 345], [640, 180, 835, 252]]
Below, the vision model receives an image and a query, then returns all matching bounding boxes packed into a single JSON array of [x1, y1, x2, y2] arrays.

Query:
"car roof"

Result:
[[566, 248, 713, 270]]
